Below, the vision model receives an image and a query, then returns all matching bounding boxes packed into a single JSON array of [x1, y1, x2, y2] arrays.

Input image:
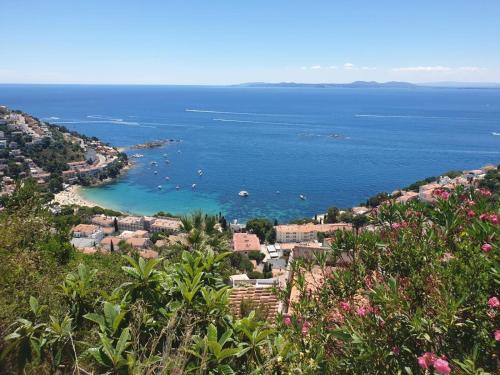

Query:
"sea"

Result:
[[0, 84, 499, 222]]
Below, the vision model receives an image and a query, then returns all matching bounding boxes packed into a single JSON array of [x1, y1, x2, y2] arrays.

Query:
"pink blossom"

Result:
[[490, 214, 498, 225], [283, 315, 292, 326], [479, 188, 492, 197], [495, 330, 500, 341], [391, 222, 401, 230], [391, 346, 400, 356], [440, 191, 450, 200], [466, 210, 475, 218], [488, 296, 500, 309], [301, 320, 311, 335], [481, 243, 493, 253], [433, 358, 451, 375], [466, 199, 475, 206], [356, 307, 368, 317], [479, 213, 488, 221], [417, 352, 437, 369], [339, 301, 350, 311]]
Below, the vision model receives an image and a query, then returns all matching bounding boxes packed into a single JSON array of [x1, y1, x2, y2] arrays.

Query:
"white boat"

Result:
[[163, 153, 168, 157], [131, 153, 144, 158], [299, 194, 306, 200], [197, 169, 203, 176], [493, 132, 500, 136], [157, 185, 162, 189], [154, 170, 158, 175], [276, 190, 280, 194], [150, 161, 158, 165], [176, 185, 180, 190], [192, 183, 197, 189], [239, 190, 249, 197], [164, 176, 170, 180]]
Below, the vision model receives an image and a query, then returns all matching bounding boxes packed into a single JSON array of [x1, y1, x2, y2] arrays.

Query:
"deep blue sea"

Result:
[[0, 84, 499, 222]]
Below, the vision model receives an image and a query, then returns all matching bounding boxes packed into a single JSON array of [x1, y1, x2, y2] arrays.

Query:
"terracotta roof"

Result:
[[140, 249, 158, 259], [232, 233, 260, 252], [275, 223, 352, 234], [229, 287, 279, 321], [72, 224, 100, 235]]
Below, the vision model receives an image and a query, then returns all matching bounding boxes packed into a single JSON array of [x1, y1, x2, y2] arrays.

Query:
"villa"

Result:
[[72, 224, 104, 241], [275, 223, 352, 243], [231, 232, 261, 254]]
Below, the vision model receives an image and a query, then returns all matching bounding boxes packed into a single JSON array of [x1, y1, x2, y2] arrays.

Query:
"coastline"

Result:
[[53, 185, 102, 208]]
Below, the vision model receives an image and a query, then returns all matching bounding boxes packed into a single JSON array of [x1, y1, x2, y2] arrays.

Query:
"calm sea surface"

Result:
[[0, 84, 499, 222]]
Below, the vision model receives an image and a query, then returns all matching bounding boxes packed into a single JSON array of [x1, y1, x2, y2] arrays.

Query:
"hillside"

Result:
[[0, 168, 498, 374]]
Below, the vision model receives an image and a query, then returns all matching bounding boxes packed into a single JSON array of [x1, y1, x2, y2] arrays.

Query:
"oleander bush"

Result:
[[0, 181, 498, 374]]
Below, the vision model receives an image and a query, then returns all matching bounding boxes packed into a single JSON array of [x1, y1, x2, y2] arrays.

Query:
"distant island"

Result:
[[233, 81, 500, 89], [234, 81, 417, 88]]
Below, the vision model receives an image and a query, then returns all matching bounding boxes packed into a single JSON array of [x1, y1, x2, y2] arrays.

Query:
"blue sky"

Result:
[[1, 0, 499, 84]]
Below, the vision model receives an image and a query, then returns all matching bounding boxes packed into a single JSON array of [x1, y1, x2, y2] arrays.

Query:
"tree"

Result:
[[113, 217, 118, 233], [324, 206, 340, 223], [110, 240, 115, 253], [352, 214, 369, 234], [246, 218, 276, 244]]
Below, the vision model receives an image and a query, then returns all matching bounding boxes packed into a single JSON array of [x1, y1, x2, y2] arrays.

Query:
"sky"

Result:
[[1, 0, 499, 85]]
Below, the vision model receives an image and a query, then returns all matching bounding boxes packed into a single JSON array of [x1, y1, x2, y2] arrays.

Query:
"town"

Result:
[[0, 105, 127, 198], [62, 162, 497, 320]]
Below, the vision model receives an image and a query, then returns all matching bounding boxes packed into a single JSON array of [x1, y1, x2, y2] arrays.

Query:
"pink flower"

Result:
[[440, 191, 450, 200], [356, 307, 368, 317], [479, 213, 488, 221], [481, 243, 493, 253], [466, 199, 475, 206], [339, 301, 350, 311], [391, 222, 401, 230], [283, 314, 292, 326], [466, 210, 475, 218], [479, 188, 492, 197], [301, 320, 311, 335], [490, 214, 498, 225], [433, 358, 451, 375], [391, 346, 400, 356], [495, 330, 500, 341], [417, 352, 437, 369], [488, 296, 500, 309]]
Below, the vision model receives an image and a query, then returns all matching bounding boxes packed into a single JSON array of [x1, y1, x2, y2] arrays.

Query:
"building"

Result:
[[117, 216, 144, 231], [232, 233, 261, 254], [150, 217, 182, 234], [100, 236, 121, 251], [0, 140, 6, 149], [91, 214, 116, 227], [72, 224, 104, 241], [275, 223, 352, 243], [228, 287, 280, 321]]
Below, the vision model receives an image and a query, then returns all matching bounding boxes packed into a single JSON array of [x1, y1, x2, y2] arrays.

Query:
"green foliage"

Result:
[[245, 218, 276, 243]]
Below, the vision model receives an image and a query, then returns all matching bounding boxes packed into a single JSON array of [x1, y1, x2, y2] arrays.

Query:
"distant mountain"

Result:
[[234, 81, 418, 88], [420, 81, 500, 89]]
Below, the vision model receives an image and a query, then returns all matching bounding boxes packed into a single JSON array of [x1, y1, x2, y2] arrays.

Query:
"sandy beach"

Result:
[[52, 185, 100, 207]]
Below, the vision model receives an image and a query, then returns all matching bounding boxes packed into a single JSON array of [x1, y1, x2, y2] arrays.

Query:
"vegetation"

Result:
[[0, 176, 499, 374], [245, 218, 276, 244]]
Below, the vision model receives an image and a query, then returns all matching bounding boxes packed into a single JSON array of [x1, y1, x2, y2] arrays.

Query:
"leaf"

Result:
[[29, 296, 39, 315]]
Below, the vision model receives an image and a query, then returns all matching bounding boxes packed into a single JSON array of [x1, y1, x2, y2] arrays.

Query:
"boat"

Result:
[[276, 190, 280, 194], [493, 132, 500, 136], [164, 176, 170, 180], [165, 160, 170, 164], [299, 194, 306, 200], [154, 170, 158, 175], [239, 190, 249, 197], [163, 153, 168, 157], [192, 183, 197, 189], [157, 185, 162, 189], [131, 153, 144, 158], [176, 185, 180, 190], [150, 161, 158, 165], [197, 169, 203, 176]]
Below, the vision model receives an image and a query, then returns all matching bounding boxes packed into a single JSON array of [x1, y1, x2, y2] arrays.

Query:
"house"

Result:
[[396, 191, 419, 204], [0, 140, 6, 149], [117, 216, 144, 231], [150, 218, 182, 234], [91, 214, 116, 227], [71, 237, 99, 249], [100, 236, 122, 251], [275, 223, 352, 243], [125, 237, 152, 249], [229, 274, 250, 287], [232, 233, 261, 254], [72, 224, 104, 241], [228, 287, 280, 321]]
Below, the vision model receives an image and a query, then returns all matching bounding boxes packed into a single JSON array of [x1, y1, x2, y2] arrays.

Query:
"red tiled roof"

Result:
[[228, 287, 279, 321], [232, 233, 260, 252]]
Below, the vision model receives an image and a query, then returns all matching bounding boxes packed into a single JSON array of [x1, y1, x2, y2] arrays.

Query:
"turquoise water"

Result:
[[0, 84, 499, 221]]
